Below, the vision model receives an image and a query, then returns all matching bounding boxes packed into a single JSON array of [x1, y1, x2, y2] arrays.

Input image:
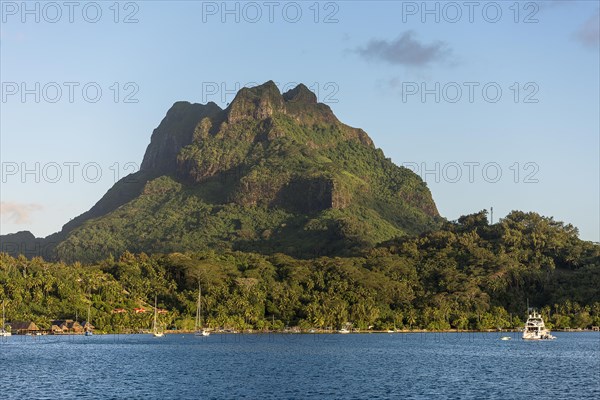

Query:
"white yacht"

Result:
[[522, 310, 556, 340]]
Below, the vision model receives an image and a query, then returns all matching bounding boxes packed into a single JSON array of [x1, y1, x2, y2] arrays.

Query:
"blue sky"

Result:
[[1, 0, 599, 242]]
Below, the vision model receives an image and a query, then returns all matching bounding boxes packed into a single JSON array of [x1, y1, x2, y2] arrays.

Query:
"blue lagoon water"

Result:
[[1, 332, 598, 399]]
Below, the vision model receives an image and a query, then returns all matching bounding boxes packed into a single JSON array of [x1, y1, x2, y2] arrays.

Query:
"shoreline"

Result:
[[13, 328, 593, 336]]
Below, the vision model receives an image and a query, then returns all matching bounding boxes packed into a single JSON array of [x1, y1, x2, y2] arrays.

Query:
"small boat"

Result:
[[338, 328, 350, 334], [194, 283, 210, 337], [500, 336, 511, 341], [152, 296, 164, 338], [0, 300, 11, 337], [522, 310, 556, 340]]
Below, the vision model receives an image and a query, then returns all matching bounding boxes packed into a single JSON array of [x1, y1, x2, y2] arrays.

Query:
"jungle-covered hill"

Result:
[[2, 211, 598, 332]]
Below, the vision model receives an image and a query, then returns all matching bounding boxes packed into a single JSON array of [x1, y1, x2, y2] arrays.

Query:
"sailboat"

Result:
[[0, 300, 11, 337], [195, 284, 210, 337], [84, 304, 93, 336], [152, 296, 164, 338]]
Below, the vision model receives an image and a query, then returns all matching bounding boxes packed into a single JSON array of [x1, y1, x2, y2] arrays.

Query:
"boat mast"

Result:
[[154, 296, 158, 333], [196, 283, 202, 330]]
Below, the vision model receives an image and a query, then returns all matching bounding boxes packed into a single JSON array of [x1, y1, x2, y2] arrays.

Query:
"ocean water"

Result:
[[0, 332, 598, 399]]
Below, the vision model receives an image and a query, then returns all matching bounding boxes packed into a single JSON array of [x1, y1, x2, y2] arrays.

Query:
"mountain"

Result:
[[1, 81, 441, 262]]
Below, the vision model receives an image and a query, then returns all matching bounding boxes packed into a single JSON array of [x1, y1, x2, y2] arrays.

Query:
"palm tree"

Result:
[[406, 309, 417, 329]]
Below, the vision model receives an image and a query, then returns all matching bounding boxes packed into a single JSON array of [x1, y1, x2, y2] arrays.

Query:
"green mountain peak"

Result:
[[2, 81, 441, 262]]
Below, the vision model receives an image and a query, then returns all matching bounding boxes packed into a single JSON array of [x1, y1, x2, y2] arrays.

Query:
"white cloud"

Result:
[[0, 202, 43, 224], [355, 31, 452, 67]]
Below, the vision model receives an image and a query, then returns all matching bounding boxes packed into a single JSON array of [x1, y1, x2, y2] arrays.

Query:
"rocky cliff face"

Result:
[[142, 81, 376, 182], [226, 81, 285, 123], [140, 101, 222, 174]]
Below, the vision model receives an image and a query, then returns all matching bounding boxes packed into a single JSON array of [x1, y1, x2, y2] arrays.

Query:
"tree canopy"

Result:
[[1, 211, 598, 332]]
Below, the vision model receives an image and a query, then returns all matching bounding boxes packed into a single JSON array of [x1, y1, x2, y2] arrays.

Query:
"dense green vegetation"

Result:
[[2, 211, 598, 332], [54, 174, 428, 263]]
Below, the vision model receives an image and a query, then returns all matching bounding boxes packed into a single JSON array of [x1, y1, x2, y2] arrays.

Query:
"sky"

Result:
[[0, 0, 599, 242]]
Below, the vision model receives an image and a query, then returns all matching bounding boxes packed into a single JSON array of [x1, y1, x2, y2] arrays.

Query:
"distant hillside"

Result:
[[1, 81, 441, 262]]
